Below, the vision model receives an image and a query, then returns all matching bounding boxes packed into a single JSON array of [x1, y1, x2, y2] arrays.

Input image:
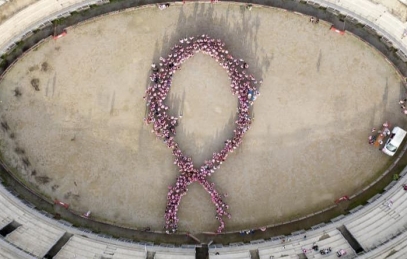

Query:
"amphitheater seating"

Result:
[[378, 236, 407, 259], [0, 0, 100, 53], [258, 229, 354, 259], [5, 223, 64, 258], [0, 0, 59, 48], [376, 12, 404, 37], [0, 216, 12, 231], [0, 237, 37, 259], [54, 235, 147, 259], [345, 187, 407, 251], [154, 250, 195, 259], [0, 190, 65, 257], [208, 250, 251, 259], [339, 0, 386, 21], [356, 230, 407, 259], [259, 243, 298, 259]]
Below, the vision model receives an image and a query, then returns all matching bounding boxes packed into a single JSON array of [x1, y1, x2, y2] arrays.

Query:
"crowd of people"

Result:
[[144, 34, 260, 233]]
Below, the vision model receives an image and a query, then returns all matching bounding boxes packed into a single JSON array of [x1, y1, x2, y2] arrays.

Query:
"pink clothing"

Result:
[[145, 34, 259, 233]]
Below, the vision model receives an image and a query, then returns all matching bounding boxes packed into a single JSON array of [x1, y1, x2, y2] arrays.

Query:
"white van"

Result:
[[382, 126, 407, 156]]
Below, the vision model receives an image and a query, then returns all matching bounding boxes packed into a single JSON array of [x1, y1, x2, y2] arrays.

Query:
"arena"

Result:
[[0, 2, 403, 233], [0, 0, 407, 258]]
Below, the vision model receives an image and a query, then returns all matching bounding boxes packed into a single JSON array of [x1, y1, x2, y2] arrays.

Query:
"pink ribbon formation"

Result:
[[144, 35, 260, 234]]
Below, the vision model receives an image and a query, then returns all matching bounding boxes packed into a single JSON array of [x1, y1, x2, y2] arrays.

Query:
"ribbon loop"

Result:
[[145, 35, 259, 233]]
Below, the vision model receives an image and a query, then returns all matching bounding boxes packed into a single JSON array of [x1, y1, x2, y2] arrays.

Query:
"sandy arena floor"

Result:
[[0, 3, 405, 233]]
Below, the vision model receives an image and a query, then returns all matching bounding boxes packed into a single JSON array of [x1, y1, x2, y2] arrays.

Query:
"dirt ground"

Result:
[[0, 3, 405, 233]]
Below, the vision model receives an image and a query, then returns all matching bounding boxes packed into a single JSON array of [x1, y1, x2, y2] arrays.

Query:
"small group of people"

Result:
[[301, 243, 345, 257], [399, 99, 407, 114], [144, 34, 259, 233], [310, 16, 320, 24], [368, 121, 390, 146], [302, 242, 323, 254], [157, 3, 170, 10], [239, 229, 255, 235], [319, 247, 332, 255], [368, 135, 377, 145]]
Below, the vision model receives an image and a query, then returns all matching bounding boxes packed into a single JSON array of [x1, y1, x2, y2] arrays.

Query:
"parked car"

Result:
[[382, 126, 407, 156]]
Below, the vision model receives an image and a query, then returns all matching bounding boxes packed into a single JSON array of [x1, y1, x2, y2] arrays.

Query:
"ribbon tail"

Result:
[[164, 171, 195, 233], [198, 178, 230, 233]]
